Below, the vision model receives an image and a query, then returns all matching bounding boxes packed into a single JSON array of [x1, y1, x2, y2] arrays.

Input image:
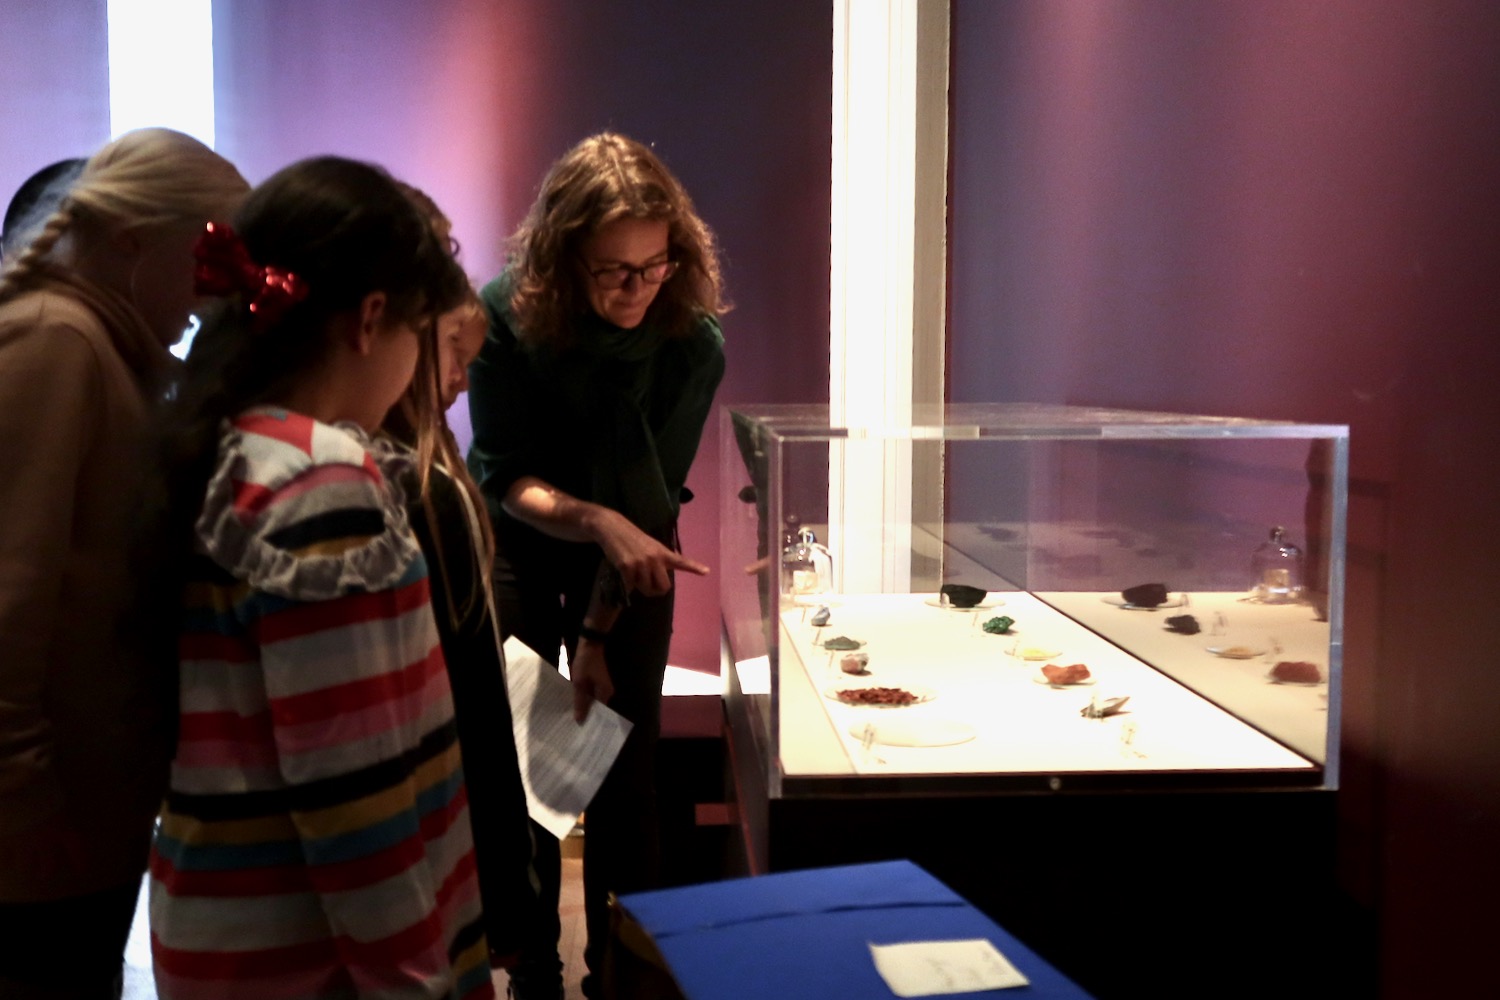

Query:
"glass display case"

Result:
[[720, 403, 1347, 807]]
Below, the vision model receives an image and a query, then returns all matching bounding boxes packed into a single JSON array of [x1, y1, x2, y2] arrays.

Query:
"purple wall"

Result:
[[949, 2, 1500, 994], [0, 2, 109, 209], [5, 0, 829, 673]]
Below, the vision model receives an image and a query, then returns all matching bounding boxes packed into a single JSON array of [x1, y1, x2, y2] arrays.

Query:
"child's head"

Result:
[[380, 181, 484, 501], [1, 157, 85, 262], [390, 179, 483, 410], [379, 181, 495, 629], [437, 297, 486, 409], [0, 128, 247, 345], [184, 155, 469, 433]]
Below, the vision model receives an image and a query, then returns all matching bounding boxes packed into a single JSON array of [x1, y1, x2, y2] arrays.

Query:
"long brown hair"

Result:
[[387, 182, 495, 630], [507, 131, 729, 346], [160, 157, 464, 594]]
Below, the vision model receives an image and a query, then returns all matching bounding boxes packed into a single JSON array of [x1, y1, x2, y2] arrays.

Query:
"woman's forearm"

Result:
[[502, 476, 708, 598], [501, 475, 616, 544]]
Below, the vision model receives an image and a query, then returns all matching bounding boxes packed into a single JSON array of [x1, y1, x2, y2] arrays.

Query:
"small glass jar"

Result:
[[1250, 526, 1306, 604], [782, 526, 833, 600]]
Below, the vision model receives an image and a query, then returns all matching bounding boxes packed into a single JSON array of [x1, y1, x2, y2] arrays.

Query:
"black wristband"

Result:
[[599, 567, 629, 608], [578, 624, 610, 645]]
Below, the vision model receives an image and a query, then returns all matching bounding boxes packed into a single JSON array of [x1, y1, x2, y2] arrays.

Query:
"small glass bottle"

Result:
[[782, 526, 833, 600], [1250, 526, 1306, 604], [777, 516, 801, 596]]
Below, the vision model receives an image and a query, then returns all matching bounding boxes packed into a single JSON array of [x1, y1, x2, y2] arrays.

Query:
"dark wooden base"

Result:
[[762, 789, 1345, 996], [660, 686, 1373, 998]]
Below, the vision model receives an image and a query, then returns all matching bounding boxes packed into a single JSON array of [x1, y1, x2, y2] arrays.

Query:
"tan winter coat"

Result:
[[0, 276, 174, 901]]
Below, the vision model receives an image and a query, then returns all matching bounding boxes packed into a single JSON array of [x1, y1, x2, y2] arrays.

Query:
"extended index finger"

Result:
[[672, 552, 711, 576]]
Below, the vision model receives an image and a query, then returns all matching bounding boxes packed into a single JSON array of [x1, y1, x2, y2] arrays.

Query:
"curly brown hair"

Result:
[[507, 132, 728, 346]]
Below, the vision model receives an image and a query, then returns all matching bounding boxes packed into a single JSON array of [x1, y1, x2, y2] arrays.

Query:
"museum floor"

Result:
[[122, 834, 590, 1000]]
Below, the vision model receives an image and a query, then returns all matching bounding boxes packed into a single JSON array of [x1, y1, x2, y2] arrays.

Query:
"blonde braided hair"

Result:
[[0, 128, 246, 303], [0, 203, 77, 298]]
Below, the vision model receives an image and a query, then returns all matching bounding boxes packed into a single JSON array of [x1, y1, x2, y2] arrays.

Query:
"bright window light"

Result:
[[171, 313, 200, 360], [829, 0, 949, 594], [107, 0, 215, 146]]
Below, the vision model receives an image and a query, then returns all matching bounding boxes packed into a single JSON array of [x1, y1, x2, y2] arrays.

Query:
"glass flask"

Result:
[[781, 525, 833, 600], [1250, 526, 1306, 604]]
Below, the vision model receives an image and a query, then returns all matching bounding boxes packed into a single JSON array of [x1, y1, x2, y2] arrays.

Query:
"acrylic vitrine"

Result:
[[720, 403, 1347, 807]]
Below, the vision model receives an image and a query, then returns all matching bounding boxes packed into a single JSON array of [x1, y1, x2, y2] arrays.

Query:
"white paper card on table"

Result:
[[869, 939, 1031, 996], [502, 636, 632, 840]]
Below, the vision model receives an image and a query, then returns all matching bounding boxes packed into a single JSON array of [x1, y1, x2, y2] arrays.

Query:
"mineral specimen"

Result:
[[1080, 696, 1131, 719], [939, 583, 987, 608], [1164, 614, 1201, 635], [834, 686, 919, 706], [1121, 582, 1169, 608], [982, 615, 1015, 635], [1270, 660, 1322, 684], [1041, 663, 1092, 685]]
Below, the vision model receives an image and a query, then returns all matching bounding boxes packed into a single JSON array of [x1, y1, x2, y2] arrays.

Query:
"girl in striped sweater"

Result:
[[150, 157, 494, 999]]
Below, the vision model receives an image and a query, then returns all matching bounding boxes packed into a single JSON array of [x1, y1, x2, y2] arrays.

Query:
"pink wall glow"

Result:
[[211, 0, 549, 282], [212, 0, 831, 675], [950, 1, 1500, 994]]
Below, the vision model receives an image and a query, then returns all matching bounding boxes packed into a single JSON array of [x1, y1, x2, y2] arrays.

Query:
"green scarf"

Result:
[[508, 281, 679, 541]]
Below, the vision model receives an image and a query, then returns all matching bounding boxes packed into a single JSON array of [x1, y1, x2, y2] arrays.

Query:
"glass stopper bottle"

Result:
[[1251, 526, 1306, 604], [782, 526, 833, 600]]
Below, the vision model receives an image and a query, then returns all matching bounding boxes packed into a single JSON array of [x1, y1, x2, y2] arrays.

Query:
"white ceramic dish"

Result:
[[925, 596, 1005, 611], [1102, 594, 1187, 610], [1206, 645, 1265, 660], [850, 718, 976, 748]]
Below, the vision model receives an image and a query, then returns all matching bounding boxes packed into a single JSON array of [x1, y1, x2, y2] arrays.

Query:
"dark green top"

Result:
[[467, 270, 725, 543]]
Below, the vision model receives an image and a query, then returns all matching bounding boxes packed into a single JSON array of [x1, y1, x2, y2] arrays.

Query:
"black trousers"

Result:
[[494, 530, 671, 997], [0, 881, 138, 999]]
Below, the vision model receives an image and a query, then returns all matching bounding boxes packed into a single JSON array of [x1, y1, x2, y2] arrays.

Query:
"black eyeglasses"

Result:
[[585, 259, 679, 290]]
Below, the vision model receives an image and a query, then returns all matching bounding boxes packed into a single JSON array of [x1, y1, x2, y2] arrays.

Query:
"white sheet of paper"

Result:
[[869, 939, 1031, 997], [502, 636, 633, 840]]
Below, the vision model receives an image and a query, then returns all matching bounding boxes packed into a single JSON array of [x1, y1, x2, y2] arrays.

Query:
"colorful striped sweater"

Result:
[[150, 408, 494, 999]]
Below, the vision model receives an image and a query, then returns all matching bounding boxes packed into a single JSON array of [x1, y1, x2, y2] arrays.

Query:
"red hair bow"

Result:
[[193, 221, 309, 329]]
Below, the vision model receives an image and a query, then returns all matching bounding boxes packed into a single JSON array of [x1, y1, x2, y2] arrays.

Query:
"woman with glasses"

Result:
[[466, 132, 727, 1000]]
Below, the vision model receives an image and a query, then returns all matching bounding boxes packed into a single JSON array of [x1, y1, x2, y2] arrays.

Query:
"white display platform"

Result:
[[776, 593, 1319, 779], [1039, 591, 1332, 761]]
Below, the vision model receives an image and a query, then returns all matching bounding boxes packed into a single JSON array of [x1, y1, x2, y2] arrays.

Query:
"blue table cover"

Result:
[[617, 860, 1092, 999]]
